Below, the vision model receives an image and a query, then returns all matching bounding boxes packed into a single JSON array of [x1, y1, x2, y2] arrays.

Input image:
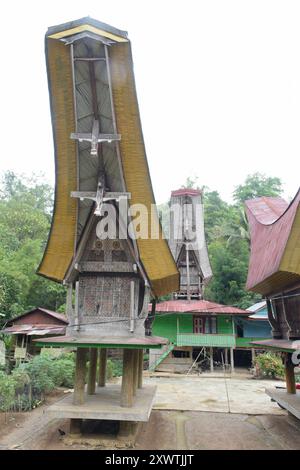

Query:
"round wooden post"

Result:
[[138, 349, 144, 389], [73, 348, 87, 405], [87, 348, 98, 395], [121, 349, 134, 407], [133, 349, 139, 395], [230, 348, 235, 373], [98, 348, 107, 387], [210, 347, 214, 372], [285, 352, 296, 394]]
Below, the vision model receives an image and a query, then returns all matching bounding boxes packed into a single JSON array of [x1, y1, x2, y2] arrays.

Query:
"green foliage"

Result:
[[0, 371, 15, 411], [0, 171, 66, 321], [254, 352, 284, 379], [0, 351, 76, 412], [50, 353, 75, 388], [233, 172, 283, 204], [18, 355, 56, 395], [106, 359, 123, 379]]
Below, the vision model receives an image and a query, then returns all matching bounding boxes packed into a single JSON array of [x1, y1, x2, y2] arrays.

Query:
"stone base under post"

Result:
[[69, 418, 82, 435]]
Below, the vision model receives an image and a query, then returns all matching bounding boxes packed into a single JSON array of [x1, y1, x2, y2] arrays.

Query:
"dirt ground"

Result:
[[1, 376, 300, 450]]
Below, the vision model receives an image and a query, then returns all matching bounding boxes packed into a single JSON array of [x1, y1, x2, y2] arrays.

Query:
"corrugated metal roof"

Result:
[[152, 299, 248, 315], [245, 197, 288, 224], [2, 325, 66, 335], [246, 300, 266, 312], [245, 189, 300, 294], [171, 188, 202, 197], [8, 308, 68, 325]]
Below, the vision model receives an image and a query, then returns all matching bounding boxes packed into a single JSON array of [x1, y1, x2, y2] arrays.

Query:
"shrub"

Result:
[[18, 355, 56, 395], [254, 352, 284, 379], [51, 356, 75, 388], [0, 371, 15, 411], [106, 359, 122, 379]]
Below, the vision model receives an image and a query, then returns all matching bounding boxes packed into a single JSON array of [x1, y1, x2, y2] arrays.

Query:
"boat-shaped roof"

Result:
[[37, 17, 179, 297], [245, 189, 300, 295]]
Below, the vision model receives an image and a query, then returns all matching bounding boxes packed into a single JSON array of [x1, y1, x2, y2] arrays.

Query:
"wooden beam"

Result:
[[285, 352, 296, 394], [87, 348, 98, 395], [138, 349, 144, 389], [121, 349, 134, 407], [98, 348, 107, 387], [73, 348, 87, 405]]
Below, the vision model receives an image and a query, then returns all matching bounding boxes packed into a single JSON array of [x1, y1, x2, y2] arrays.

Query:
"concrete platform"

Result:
[[266, 388, 300, 419], [46, 384, 157, 422]]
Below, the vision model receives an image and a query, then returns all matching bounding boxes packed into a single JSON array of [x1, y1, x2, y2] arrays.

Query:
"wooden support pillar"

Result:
[[251, 348, 256, 367], [285, 352, 296, 394], [133, 349, 139, 395], [98, 348, 107, 387], [119, 421, 136, 437], [225, 348, 229, 367], [121, 349, 134, 407], [210, 347, 214, 373], [73, 348, 87, 405], [138, 349, 144, 389], [230, 348, 235, 373], [87, 348, 98, 395]]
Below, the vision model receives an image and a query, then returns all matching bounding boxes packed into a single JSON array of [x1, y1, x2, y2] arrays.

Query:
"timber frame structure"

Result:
[[35, 17, 179, 436]]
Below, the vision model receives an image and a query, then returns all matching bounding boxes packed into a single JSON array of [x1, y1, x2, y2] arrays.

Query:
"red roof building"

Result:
[[2, 307, 68, 361]]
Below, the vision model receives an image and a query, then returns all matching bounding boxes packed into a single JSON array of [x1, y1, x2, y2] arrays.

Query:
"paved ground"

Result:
[[143, 375, 287, 415], [1, 375, 300, 450], [136, 410, 300, 450]]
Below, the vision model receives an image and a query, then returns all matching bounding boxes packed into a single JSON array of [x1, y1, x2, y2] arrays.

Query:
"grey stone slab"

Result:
[[266, 388, 300, 419], [46, 385, 156, 422]]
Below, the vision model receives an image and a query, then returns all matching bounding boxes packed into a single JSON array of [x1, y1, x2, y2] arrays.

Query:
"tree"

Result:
[[233, 172, 283, 204], [0, 171, 65, 321]]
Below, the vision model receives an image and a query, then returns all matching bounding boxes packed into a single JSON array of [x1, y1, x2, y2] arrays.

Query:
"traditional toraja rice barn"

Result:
[[150, 188, 270, 372], [245, 191, 300, 418], [34, 17, 179, 435], [168, 189, 212, 300]]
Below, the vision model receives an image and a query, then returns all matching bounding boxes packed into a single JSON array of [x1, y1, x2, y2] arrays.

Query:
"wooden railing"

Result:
[[177, 333, 236, 348]]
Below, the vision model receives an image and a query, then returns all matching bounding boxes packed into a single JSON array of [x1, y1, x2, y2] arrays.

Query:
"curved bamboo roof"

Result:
[[37, 17, 179, 297]]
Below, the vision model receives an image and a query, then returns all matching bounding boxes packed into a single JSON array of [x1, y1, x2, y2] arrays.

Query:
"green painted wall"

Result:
[[217, 316, 234, 334], [152, 314, 193, 343]]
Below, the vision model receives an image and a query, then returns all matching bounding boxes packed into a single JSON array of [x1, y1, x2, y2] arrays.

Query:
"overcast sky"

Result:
[[0, 0, 299, 203]]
